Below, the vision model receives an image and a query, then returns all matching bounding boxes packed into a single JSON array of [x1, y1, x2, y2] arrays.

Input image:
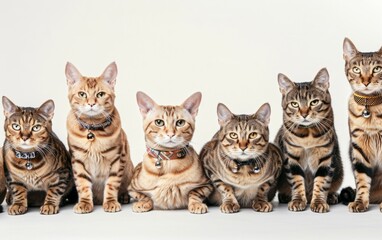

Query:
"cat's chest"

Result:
[[349, 99, 382, 131], [286, 132, 329, 149]]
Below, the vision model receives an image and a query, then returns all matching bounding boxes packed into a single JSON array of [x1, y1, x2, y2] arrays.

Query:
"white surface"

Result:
[[1, 0, 382, 239]]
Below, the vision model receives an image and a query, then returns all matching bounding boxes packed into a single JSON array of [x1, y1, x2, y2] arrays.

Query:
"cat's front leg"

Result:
[[252, 180, 273, 212], [310, 165, 333, 213], [103, 158, 123, 213], [41, 172, 70, 215], [72, 159, 94, 214], [286, 161, 307, 211], [129, 189, 153, 213], [7, 182, 28, 215], [212, 177, 240, 214], [188, 183, 213, 214]]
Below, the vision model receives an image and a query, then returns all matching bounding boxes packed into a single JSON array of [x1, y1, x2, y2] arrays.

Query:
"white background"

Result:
[[1, 0, 382, 239]]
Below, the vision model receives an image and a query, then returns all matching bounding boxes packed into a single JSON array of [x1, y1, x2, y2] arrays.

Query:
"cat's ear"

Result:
[[254, 103, 271, 126], [343, 38, 358, 61], [312, 68, 330, 91], [181, 92, 202, 118], [37, 100, 55, 121], [136, 91, 157, 117], [101, 62, 118, 88], [65, 62, 83, 86], [2, 96, 20, 118], [277, 73, 295, 95], [217, 103, 233, 126]]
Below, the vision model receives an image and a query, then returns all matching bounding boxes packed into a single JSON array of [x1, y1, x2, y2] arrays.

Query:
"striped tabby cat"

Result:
[[66, 62, 134, 213], [2, 97, 74, 215], [342, 38, 382, 212], [200, 103, 282, 213], [275, 68, 343, 213], [128, 92, 212, 213]]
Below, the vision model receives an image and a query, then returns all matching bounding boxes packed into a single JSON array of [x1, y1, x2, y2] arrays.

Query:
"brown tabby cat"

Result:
[[275, 68, 344, 213], [128, 91, 212, 213], [200, 103, 282, 213], [341, 38, 382, 212], [2, 97, 74, 215], [66, 62, 134, 213]]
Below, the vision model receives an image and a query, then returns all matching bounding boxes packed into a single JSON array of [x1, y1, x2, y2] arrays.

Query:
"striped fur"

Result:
[[0, 148, 5, 212], [66, 62, 134, 213], [275, 68, 343, 213], [128, 92, 212, 214], [2, 97, 74, 215], [343, 38, 382, 212], [200, 103, 282, 213]]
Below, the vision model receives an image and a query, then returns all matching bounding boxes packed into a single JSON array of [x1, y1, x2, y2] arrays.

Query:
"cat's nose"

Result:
[[301, 113, 308, 118], [239, 143, 247, 151], [21, 136, 29, 141], [363, 81, 370, 87], [89, 103, 96, 107]]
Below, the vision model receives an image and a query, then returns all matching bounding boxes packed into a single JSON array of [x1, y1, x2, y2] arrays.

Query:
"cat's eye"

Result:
[[12, 123, 21, 131], [176, 119, 185, 127], [249, 132, 257, 139], [155, 119, 165, 127], [373, 66, 382, 73], [310, 99, 320, 106], [352, 67, 361, 74], [78, 91, 87, 98], [229, 132, 238, 139], [32, 125, 41, 132], [96, 92, 106, 98], [290, 102, 299, 108]]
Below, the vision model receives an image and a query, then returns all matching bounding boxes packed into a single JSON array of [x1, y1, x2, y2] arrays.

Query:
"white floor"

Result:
[[1, 201, 381, 240]]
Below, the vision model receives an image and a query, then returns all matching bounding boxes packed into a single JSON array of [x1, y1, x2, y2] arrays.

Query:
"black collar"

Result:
[[233, 158, 256, 167], [77, 116, 112, 131], [14, 150, 38, 159], [225, 155, 262, 174]]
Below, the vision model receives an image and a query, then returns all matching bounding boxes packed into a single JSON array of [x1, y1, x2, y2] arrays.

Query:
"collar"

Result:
[[147, 145, 189, 169], [77, 115, 112, 131], [229, 157, 261, 174], [14, 150, 37, 159], [353, 92, 382, 107]]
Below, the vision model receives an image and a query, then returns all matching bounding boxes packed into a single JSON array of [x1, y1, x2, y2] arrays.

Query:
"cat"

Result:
[[2, 97, 74, 215], [275, 68, 344, 213], [65, 62, 134, 213], [0, 148, 6, 212], [128, 91, 213, 214], [199, 103, 282, 213], [340, 38, 382, 212]]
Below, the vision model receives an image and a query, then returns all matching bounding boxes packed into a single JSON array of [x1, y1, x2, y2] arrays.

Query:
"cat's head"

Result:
[[216, 103, 270, 161], [66, 62, 117, 118], [2, 96, 54, 151], [136, 91, 201, 149], [343, 38, 382, 95], [277, 68, 331, 127]]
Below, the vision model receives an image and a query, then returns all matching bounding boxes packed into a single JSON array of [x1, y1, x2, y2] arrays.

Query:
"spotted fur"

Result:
[[66, 62, 134, 213], [128, 92, 212, 214], [200, 103, 282, 213], [343, 38, 382, 212], [275, 68, 344, 213], [2, 97, 74, 215]]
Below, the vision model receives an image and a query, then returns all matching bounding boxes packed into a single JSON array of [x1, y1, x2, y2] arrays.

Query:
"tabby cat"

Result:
[[200, 103, 282, 213], [128, 91, 212, 213], [66, 62, 134, 213], [275, 68, 344, 213], [341, 38, 382, 212], [2, 97, 74, 215]]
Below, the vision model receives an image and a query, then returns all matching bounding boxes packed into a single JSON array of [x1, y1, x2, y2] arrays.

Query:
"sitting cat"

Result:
[[275, 68, 344, 213], [200, 103, 282, 213], [128, 91, 212, 213], [2, 97, 74, 215], [65, 62, 134, 213]]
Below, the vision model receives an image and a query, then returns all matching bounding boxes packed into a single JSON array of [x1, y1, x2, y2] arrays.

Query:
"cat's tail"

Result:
[[339, 186, 356, 205]]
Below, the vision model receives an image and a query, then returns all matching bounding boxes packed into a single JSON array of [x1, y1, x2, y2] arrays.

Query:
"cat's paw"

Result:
[[73, 201, 93, 214], [132, 201, 153, 213], [40, 204, 59, 215], [103, 200, 121, 213], [8, 204, 27, 215], [118, 192, 130, 204], [348, 201, 368, 213], [310, 201, 329, 213], [327, 192, 339, 205], [188, 202, 208, 214], [288, 199, 307, 212], [252, 200, 273, 212], [220, 202, 240, 214]]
